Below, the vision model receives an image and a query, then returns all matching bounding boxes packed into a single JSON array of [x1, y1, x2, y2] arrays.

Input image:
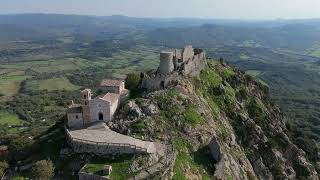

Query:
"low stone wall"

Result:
[[65, 127, 150, 155], [70, 140, 149, 155]]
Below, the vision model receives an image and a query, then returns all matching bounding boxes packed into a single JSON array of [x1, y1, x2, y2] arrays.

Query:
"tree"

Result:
[[0, 161, 8, 177], [9, 136, 32, 155], [31, 160, 55, 180], [125, 73, 141, 90]]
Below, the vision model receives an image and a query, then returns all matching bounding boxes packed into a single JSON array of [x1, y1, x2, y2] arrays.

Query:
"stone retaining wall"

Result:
[[65, 127, 150, 155]]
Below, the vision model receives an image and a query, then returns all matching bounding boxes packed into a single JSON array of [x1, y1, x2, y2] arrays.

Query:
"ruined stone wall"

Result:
[[183, 52, 206, 76], [174, 49, 182, 60], [67, 113, 83, 129], [141, 52, 206, 92], [140, 46, 206, 92], [141, 73, 181, 92], [182, 45, 194, 62], [89, 99, 111, 122]]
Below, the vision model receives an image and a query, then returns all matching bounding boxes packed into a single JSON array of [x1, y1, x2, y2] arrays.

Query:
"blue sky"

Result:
[[1, 0, 320, 19]]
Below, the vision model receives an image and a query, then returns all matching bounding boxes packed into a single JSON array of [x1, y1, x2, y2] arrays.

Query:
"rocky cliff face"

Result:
[[111, 60, 320, 179]]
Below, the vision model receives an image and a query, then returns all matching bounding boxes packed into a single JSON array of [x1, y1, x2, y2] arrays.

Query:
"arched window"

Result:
[[84, 101, 87, 105], [98, 113, 104, 121], [83, 95, 87, 99]]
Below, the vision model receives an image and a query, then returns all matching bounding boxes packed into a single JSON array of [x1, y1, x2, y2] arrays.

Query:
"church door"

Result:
[[98, 113, 104, 121]]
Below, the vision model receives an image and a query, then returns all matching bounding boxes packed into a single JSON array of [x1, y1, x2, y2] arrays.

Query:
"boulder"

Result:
[[128, 100, 143, 117], [142, 103, 159, 116]]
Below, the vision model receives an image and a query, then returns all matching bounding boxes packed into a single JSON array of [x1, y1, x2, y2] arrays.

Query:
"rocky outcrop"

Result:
[[129, 145, 176, 180], [110, 61, 319, 179]]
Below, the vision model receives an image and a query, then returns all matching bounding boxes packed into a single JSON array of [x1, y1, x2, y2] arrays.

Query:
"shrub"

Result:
[[132, 120, 147, 131], [247, 99, 263, 119], [238, 87, 248, 99], [183, 107, 204, 126], [199, 68, 222, 87], [0, 161, 8, 177], [31, 160, 55, 180], [223, 68, 236, 78], [125, 73, 141, 90], [155, 90, 181, 118]]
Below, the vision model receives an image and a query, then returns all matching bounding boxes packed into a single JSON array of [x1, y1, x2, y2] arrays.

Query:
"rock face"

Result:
[[111, 61, 319, 179], [127, 100, 144, 117]]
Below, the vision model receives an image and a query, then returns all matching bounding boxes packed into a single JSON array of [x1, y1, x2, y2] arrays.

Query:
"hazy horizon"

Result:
[[1, 0, 320, 20]]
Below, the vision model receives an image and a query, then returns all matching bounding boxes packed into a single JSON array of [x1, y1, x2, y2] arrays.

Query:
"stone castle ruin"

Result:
[[141, 45, 207, 91]]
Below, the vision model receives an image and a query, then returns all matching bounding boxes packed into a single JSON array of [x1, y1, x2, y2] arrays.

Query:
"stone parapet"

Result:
[[65, 124, 157, 155]]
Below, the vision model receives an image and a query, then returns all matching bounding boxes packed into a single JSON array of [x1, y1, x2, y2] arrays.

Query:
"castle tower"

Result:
[[159, 51, 174, 75], [81, 89, 91, 126]]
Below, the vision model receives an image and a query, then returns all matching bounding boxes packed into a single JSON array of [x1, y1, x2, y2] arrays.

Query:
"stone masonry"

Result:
[[67, 79, 128, 129], [141, 45, 207, 92], [66, 123, 157, 155]]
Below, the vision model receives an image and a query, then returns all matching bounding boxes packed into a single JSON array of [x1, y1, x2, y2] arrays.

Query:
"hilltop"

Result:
[[1, 58, 319, 179], [107, 60, 320, 179]]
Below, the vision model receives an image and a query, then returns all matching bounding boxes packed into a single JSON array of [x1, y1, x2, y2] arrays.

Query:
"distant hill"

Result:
[[147, 23, 320, 52], [1, 14, 320, 48]]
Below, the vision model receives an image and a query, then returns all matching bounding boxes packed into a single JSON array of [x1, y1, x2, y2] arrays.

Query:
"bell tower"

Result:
[[81, 89, 91, 126]]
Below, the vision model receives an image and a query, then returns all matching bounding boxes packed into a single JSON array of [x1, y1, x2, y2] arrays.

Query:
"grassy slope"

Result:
[[0, 111, 23, 125], [0, 75, 29, 96], [84, 155, 133, 180], [208, 47, 320, 143], [26, 77, 80, 91]]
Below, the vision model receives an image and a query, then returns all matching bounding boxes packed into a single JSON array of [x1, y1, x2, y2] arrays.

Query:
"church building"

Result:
[[67, 79, 128, 129]]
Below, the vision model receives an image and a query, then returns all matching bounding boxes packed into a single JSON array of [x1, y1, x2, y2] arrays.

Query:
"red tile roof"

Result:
[[98, 93, 120, 103], [100, 79, 123, 87]]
